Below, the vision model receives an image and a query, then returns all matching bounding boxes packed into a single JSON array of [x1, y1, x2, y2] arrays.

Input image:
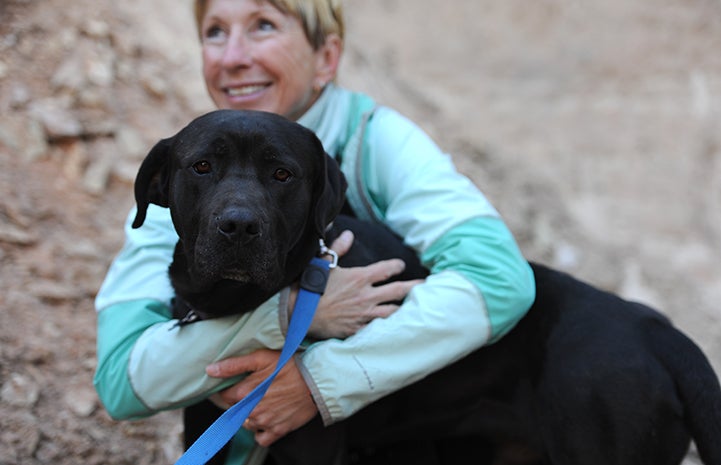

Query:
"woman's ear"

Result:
[[314, 33, 343, 88]]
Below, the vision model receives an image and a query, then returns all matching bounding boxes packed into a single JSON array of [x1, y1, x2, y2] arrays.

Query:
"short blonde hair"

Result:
[[194, 0, 344, 50]]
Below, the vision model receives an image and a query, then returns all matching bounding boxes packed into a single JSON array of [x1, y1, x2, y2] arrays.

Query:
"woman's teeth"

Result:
[[227, 85, 266, 96]]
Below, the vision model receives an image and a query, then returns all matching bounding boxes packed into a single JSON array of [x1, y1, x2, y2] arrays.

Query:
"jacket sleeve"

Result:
[[298, 107, 536, 424], [93, 205, 287, 419]]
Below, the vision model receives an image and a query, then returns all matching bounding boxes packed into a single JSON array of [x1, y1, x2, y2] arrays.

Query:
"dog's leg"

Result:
[[183, 400, 231, 465], [268, 417, 348, 465], [534, 341, 690, 465]]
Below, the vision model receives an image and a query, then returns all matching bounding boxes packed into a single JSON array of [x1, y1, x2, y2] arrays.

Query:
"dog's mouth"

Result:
[[220, 270, 251, 283], [192, 262, 280, 292], [193, 249, 284, 291], [189, 226, 289, 291]]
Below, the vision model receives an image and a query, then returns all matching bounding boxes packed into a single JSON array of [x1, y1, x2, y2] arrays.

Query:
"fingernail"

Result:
[[206, 363, 219, 376]]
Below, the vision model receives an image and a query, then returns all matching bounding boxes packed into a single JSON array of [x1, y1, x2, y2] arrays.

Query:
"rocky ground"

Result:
[[1, 0, 720, 463]]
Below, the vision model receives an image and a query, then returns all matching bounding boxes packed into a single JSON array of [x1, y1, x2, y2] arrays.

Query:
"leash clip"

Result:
[[300, 257, 331, 295], [318, 238, 338, 269]]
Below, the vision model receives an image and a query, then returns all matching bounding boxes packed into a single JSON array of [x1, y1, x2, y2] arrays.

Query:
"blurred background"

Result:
[[1, 0, 720, 463]]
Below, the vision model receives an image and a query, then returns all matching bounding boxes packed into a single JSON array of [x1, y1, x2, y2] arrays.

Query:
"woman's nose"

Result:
[[221, 31, 253, 68]]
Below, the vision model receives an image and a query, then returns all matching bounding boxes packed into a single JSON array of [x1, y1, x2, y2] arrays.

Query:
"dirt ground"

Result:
[[1, 0, 720, 463]]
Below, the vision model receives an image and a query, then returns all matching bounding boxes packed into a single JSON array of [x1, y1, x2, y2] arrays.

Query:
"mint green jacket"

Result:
[[94, 84, 535, 455]]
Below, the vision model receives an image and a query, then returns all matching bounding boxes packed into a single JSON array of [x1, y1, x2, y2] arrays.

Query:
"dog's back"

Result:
[[526, 263, 721, 464]]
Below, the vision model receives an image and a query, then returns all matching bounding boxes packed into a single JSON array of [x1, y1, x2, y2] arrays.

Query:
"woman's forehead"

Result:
[[198, 0, 295, 18], [196, 0, 343, 53]]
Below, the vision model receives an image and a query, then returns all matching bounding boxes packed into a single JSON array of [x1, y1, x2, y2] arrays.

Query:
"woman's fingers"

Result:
[[308, 258, 424, 339], [328, 229, 354, 257], [206, 350, 272, 378], [359, 258, 406, 283], [369, 279, 425, 305]]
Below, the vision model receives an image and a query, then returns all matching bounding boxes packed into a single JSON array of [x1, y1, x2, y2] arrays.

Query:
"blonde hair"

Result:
[[194, 0, 344, 50]]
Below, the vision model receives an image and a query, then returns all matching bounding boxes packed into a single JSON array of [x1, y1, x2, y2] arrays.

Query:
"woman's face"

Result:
[[200, 0, 339, 120]]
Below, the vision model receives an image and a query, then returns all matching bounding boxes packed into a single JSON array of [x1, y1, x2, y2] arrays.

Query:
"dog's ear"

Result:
[[132, 137, 173, 229], [313, 149, 348, 237]]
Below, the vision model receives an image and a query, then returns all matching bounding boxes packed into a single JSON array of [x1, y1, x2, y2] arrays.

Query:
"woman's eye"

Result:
[[193, 161, 212, 174], [257, 18, 277, 32], [273, 168, 292, 182], [203, 25, 226, 43]]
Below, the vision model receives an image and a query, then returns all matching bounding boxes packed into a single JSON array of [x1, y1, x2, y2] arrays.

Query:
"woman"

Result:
[[94, 0, 536, 463]]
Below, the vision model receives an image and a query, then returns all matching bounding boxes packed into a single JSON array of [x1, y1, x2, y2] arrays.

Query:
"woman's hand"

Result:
[[305, 229, 425, 339], [205, 230, 423, 445], [206, 350, 315, 447]]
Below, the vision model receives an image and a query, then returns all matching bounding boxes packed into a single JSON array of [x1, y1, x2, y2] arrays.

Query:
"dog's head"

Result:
[[132, 109, 347, 298]]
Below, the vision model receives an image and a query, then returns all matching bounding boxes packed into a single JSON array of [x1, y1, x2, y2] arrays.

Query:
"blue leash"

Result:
[[175, 256, 333, 465]]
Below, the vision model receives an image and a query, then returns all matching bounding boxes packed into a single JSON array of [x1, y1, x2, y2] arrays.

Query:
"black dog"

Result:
[[133, 109, 721, 465]]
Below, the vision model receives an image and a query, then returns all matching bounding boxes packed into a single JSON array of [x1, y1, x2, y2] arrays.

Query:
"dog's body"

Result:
[[133, 109, 721, 465]]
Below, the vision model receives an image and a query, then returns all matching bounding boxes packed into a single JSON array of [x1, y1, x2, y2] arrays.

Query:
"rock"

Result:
[[619, 261, 664, 309], [81, 118, 116, 138], [0, 411, 41, 460], [83, 138, 118, 194], [77, 87, 110, 110], [86, 53, 115, 87], [23, 345, 55, 365], [116, 125, 147, 160], [22, 118, 48, 161], [113, 157, 143, 184], [60, 139, 88, 182], [0, 115, 48, 161], [1, 373, 40, 408], [57, 26, 78, 50], [21, 243, 60, 280], [77, 261, 112, 296], [0, 32, 17, 52], [0, 221, 37, 245], [50, 50, 86, 91], [80, 19, 111, 39], [51, 39, 116, 90], [8, 83, 31, 109], [64, 240, 103, 259], [0, 125, 17, 152], [64, 385, 98, 417], [29, 97, 83, 141], [26, 280, 80, 302], [140, 71, 169, 99], [34, 440, 63, 463], [552, 241, 580, 270]]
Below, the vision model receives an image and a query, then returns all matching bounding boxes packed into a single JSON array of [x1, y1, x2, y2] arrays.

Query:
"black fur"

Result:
[[133, 109, 721, 465]]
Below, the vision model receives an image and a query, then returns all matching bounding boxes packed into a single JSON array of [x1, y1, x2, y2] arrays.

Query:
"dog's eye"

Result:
[[273, 168, 292, 182], [192, 161, 212, 174]]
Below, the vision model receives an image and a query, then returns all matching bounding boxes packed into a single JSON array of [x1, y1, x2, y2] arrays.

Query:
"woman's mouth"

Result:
[[225, 84, 268, 97]]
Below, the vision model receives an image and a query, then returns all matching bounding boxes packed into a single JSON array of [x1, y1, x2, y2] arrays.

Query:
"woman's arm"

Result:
[[93, 205, 410, 420], [301, 217, 533, 423], [93, 205, 288, 419], [299, 107, 535, 423]]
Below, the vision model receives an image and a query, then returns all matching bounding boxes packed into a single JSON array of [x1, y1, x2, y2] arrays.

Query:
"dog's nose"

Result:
[[215, 209, 261, 242]]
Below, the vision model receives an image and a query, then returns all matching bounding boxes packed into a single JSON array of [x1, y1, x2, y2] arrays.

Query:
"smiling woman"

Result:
[[197, 0, 343, 120]]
